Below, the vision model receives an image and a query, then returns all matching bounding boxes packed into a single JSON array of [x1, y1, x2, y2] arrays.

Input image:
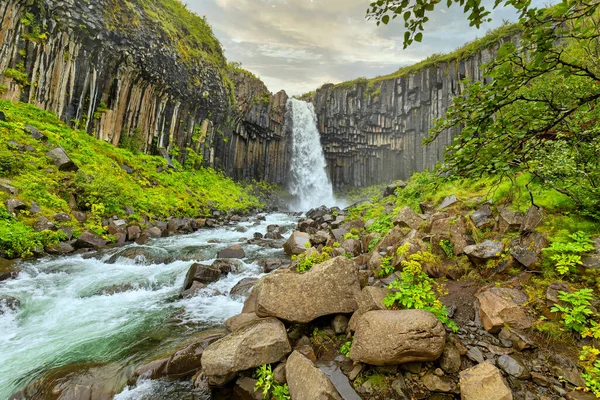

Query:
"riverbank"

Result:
[[0, 100, 269, 260]]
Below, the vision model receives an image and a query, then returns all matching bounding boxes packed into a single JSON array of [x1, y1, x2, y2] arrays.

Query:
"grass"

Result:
[[0, 100, 261, 257]]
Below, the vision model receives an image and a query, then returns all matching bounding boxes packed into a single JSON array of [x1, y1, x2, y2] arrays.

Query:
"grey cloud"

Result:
[[188, 0, 554, 95]]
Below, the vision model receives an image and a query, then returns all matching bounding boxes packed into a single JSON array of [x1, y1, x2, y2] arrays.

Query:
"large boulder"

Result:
[[283, 231, 311, 255], [286, 351, 342, 400], [201, 318, 291, 385], [230, 278, 258, 298], [464, 240, 504, 265], [47, 147, 78, 171], [459, 362, 513, 400], [348, 286, 389, 332], [476, 287, 532, 333], [350, 310, 446, 366], [217, 245, 246, 259], [255, 256, 361, 323]]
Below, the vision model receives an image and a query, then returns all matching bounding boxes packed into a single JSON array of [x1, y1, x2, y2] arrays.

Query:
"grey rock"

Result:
[[497, 355, 530, 379], [464, 240, 504, 265], [230, 278, 258, 298], [47, 147, 78, 171]]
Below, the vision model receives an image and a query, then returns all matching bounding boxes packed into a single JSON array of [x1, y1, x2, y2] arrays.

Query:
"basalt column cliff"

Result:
[[304, 36, 516, 189], [0, 0, 290, 184]]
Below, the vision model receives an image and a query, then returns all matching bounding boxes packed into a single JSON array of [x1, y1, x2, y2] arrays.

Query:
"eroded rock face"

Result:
[[255, 256, 361, 323], [201, 318, 291, 385], [286, 351, 342, 400], [476, 287, 532, 333], [350, 310, 446, 366], [459, 362, 513, 400]]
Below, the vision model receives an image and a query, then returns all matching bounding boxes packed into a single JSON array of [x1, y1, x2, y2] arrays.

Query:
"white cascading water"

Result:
[[287, 98, 337, 211]]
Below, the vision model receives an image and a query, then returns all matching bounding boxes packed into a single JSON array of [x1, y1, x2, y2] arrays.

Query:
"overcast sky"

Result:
[[188, 0, 552, 96]]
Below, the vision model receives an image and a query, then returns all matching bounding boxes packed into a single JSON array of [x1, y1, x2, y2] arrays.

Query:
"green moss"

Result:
[[3, 68, 30, 87], [0, 100, 262, 257]]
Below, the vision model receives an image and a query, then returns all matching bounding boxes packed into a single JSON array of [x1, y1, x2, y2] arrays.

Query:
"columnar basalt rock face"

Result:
[[0, 0, 290, 184], [307, 44, 511, 188]]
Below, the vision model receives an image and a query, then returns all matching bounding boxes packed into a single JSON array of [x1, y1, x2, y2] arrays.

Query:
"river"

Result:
[[0, 213, 297, 399]]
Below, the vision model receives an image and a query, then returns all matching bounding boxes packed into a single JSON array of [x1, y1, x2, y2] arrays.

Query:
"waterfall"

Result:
[[286, 98, 337, 211]]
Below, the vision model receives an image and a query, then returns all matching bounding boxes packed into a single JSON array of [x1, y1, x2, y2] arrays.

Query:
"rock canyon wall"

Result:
[[303, 37, 514, 188], [0, 0, 290, 184]]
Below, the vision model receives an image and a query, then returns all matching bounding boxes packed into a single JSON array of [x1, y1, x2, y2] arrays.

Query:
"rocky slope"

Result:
[[302, 26, 520, 189], [0, 0, 290, 184]]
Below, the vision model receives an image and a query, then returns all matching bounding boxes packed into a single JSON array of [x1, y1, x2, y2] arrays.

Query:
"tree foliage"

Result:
[[368, 0, 600, 218]]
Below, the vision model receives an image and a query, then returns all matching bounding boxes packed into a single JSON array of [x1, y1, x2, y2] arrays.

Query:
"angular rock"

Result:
[[230, 277, 258, 298], [497, 355, 530, 379], [45, 242, 75, 255], [146, 226, 162, 238], [217, 244, 245, 259], [25, 124, 47, 140], [439, 342, 461, 374], [258, 258, 283, 273], [107, 219, 127, 235], [422, 372, 458, 393], [183, 263, 221, 289], [29, 201, 42, 214], [201, 318, 291, 385], [310, 231, 331, 246], [476, 287, 532, 333], [394, 206, 425, 230], [464, 240, 504, 265], [459, 362, 512, 400], [225, 313, 263, 333], [52, 213, 72, 223], [439, 195, 459, 209], [181, 281, 205, 298], [350, 310, 446, 365], [286, 351, 342, 400], [127, 225, 141, 241], [283, 231, 310, 255], [582, 237, 600, 270], [0, 181, 18, 196], [256, 256, 360, 323], [5, 199, 27, 214], [521, 206, 543, 234], [470, 204, 495, 228], [213, 259, 243, 275], [47, 147, 78, 171], [74, 231, 109, 249], [33, 216, 56, 232], [498, 207, 524, 234], [232, 377, 262, 400]]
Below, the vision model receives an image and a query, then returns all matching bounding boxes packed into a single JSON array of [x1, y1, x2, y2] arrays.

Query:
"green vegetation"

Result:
[[580, 346, 600, 397], [551, 289, 597, 335], [292, 244, 338, 273], [383, 250, 458, 332], [340, 340, 352, 357], [0, 100, 261, 257], [377, 256, 394, 277], [543, 232, 595, 275], [254, 364, 290, 400], [3, 68, 29, 87]]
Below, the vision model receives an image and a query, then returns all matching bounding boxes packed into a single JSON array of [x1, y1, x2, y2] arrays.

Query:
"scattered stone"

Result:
[[294, 335, 317, 362], [498, 207, 524, 234], [181, 281, 205, 298], [146, 227, 162, 238], [120, 165, 134, 174], [183, 263, 221, 289], [439, 195, 459, 209], [225, 313, 263, 333], [464, 240, 504, 265], [283, 231, 311, 255], [310, 231, 331, 246], [33, 216, 56, 232], [459, 362, 513, 400], [476, 287, 532, 333], [498, 328, 536, 351], [107, 246, 172, 265], [0, 181, 18, 196], [394, 206, 425, 230], [422, 372, 458, 394], [25, 124, 47, 140], [331, 314, 349, 334], [348, 286, 389, 331], [202, 318, 291, 386], [217, 244, 245, 259], [497, 355, 530, 379], [127, 225, 141, 241], [470, 204, 495, 228], [439, 342, 461, 374], [466, 347, 485, 364], [29, 201, 42, 214], [255, 256, 360, 323], [74, 231, 109, 249], [46, 147, 78, 171], [286, 351, 342, 400], [5, 199, 26, 214], [106, 219, 126, 235], [230, 278, 258, 298], [350, 310, 446, 365], [52, 213, 72, 223], [258, 258, 282, 273], [273, 362, 286, 384], [582, 237, 600, 269], [232, 377, 262, 400], [521, 206, 543, 234], [45, 242, 75, 255]]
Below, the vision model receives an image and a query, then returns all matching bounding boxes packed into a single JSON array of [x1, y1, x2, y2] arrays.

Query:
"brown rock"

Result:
[[217, 244, 246, 259], [201, 318, 291, 385], [286, 351, 342, 400], [460, 362, 512, 400], [394, 207, 424, 230], [520, 206, 543, 234], [350, 310, 446, 365], [74, 231, 109, 249], [348, 286, 389, 332], [283, 231, 311, 255], [225, 313, 262, 333], [476, 288, 532, 333], [232, 377, 262, 400], [255, 256, 361, 323], [183, 263, 221, 289]]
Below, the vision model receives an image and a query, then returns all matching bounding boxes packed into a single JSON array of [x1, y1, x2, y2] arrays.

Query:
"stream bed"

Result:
[[0, 213, 297, 399]]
